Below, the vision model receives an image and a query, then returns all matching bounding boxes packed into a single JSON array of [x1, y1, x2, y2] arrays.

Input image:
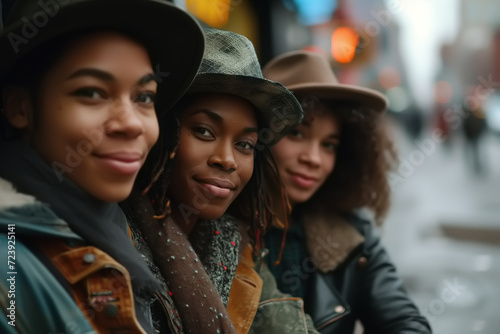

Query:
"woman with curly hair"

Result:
[[262, 51, 432, 333]]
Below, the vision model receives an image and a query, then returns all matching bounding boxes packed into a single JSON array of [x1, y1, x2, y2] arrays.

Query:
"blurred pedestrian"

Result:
[[462, 90, 488, 175]]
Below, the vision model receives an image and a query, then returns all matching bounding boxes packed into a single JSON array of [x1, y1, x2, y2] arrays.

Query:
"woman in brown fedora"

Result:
[[262, 51, 432, 333], [121, 29, 319, 333], [0, 0, 204, 332]]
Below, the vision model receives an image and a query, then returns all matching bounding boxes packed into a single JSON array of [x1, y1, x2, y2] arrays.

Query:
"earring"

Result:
[[153, 200, 171, 220]]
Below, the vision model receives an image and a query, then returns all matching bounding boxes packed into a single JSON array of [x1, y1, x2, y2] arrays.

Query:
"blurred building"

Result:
[[178, 0, 418, 117]]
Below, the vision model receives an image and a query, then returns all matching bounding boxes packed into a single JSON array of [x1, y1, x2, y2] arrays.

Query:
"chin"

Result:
[[289, 192, 314, 206], [198, 205, 229, 221], [89, 186, 133, 203]]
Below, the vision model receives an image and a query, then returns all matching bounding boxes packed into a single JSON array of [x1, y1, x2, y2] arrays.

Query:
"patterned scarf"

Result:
[[123, 191, 239, 333]]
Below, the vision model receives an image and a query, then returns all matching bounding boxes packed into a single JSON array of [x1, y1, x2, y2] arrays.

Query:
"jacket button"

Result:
[[334, 305, 345, 314], [104, 303, 119, 317], [357, 256, 368, 266], [83, 253, 96, 264]]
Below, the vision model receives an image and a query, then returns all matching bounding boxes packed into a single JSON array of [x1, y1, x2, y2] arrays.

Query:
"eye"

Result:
[[72, 87, 104, 99], [193, 126, 214, 140], [322, 141, 339, 152], [136, 91, 156, 104], [235, 140, 255, 154]]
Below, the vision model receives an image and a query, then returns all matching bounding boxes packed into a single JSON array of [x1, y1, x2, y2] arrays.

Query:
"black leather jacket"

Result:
[[265, 210, 432, 334]]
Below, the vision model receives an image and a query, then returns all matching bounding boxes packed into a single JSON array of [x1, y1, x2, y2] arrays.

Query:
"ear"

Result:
[[2, 87, 33, 130]]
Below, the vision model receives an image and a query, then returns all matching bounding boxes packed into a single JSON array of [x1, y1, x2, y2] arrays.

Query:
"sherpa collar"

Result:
[[302, 208, 365, 273], [0, 178, 36, 210]]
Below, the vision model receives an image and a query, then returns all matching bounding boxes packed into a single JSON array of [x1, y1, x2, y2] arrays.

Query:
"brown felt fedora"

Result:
[[262, 50, 388, 113]]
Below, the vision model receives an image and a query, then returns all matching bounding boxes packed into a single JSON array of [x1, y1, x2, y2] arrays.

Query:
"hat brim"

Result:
[[286, 83, 388, 113], [0, 0, 204, 115], [188, 73, 303, 145]]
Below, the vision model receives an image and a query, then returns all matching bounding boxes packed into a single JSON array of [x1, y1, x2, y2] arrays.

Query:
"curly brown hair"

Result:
[[295, 96, 398, 225]]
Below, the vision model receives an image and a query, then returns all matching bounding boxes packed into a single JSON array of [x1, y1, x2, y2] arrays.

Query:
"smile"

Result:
[[288, 171, 318, 189], [93, 152, 143, 175], [196, 178, 235, 198]]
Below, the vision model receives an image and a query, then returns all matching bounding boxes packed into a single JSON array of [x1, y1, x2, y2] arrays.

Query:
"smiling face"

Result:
[[5, 32, 159, 202], [167, 93, 258, 229], [271, 107, 340, 206]]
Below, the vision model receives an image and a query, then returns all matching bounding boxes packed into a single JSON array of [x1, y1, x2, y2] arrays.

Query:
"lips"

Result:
[[196, 177, 236, 198], [288, 171, 319, 189], [94, 152, 143, 174]]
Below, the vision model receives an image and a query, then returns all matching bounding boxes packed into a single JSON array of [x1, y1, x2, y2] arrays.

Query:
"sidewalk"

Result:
[[379, 123, 500, 334]]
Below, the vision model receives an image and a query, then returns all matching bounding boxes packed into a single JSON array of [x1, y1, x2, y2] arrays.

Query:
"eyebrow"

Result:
[[67, 68, 157, 86], [244, 127, 258, 134], [188, 109, 224, 123], [329, 134, 341, 139], [298, 121, 340, 139], [187, 109, 258, 133]]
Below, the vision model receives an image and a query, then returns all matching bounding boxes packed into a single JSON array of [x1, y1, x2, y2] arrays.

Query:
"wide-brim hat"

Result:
[[185, 29, 303, 145], [262, 50, 388, 113], [0, 0, 205, 114]]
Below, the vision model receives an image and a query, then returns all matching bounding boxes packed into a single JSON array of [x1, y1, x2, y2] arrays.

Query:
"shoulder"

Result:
[[341, 210, 380, 242], [0, 178, 37, 210], [0, 235, 94, 333], [0, 178, 82, 241]]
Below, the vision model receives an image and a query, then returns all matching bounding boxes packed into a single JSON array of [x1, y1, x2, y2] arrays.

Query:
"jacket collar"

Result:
[[302, 207, 364, 273], [0, 177, 36, 209], [0, 177, 82, 242]]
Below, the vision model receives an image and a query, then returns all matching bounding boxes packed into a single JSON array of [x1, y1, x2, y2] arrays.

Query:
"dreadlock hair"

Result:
[[227, 139, 288, 253], [294, 95, 398, 225], [133, 93, 289, 250]]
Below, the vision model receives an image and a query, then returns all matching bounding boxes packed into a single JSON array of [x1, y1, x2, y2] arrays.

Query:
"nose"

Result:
[[208, 140, 238, 173], [298, 141, 321, 168], [104, 100, 144, 138]]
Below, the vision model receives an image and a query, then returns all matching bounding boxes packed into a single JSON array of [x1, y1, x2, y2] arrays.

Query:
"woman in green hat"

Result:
[[122, 29, 321, 333]]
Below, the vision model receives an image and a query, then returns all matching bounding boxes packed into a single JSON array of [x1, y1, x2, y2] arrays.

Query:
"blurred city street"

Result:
[[380, 121, 500, 334]]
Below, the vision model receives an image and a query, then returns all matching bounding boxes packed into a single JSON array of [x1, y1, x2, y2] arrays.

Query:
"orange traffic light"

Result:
[[331, 26, 359, 64], [186, 0, 231, 28]]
